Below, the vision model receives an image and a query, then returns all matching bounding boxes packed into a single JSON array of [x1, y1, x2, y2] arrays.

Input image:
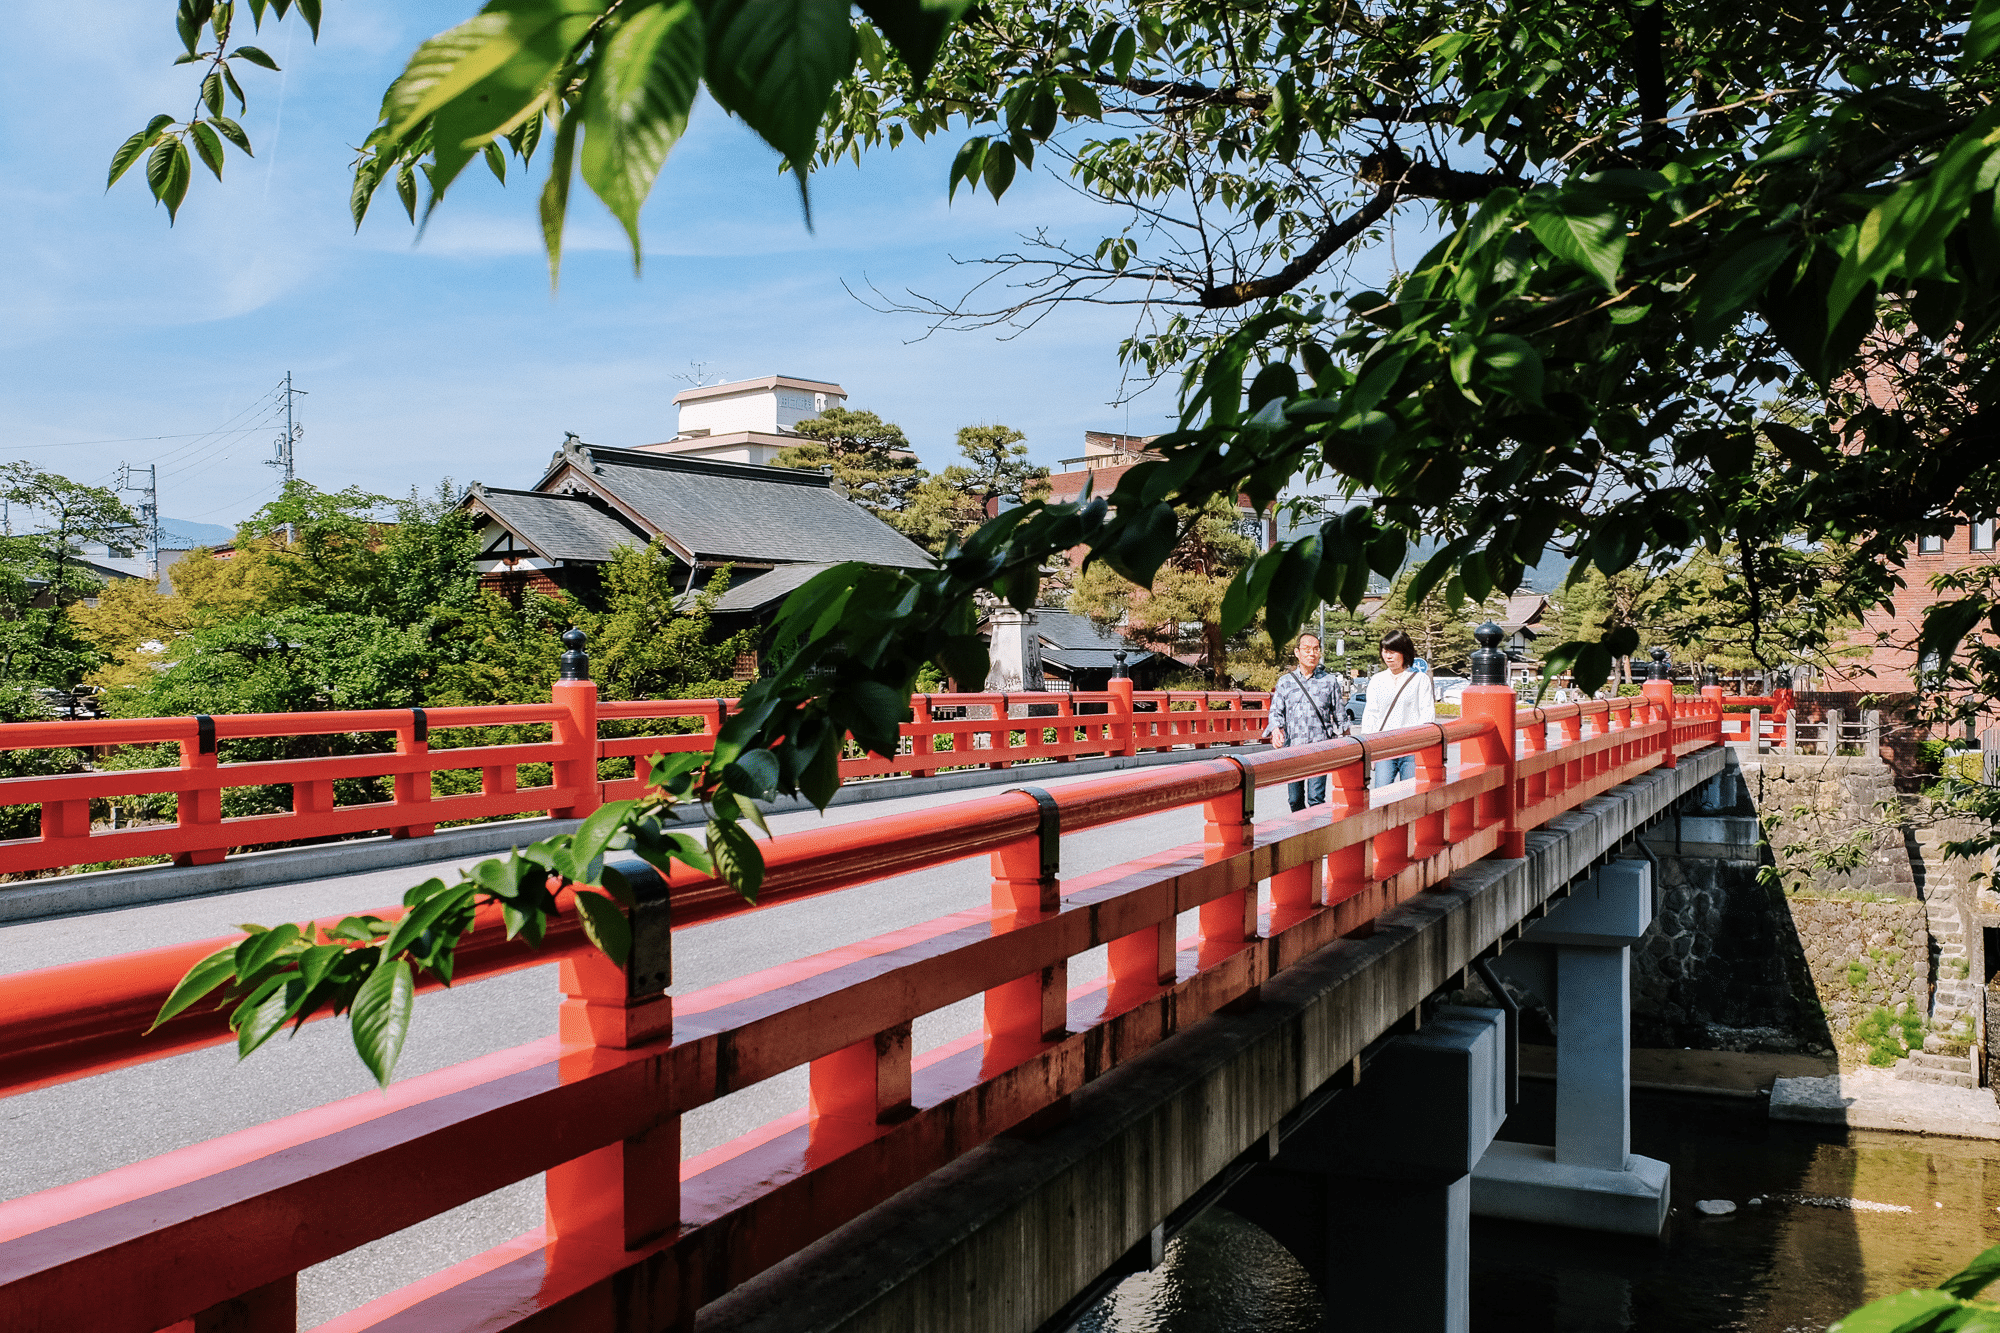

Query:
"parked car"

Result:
[[1345, 686, 1366, 727], [1431, 675, 1469, 704]]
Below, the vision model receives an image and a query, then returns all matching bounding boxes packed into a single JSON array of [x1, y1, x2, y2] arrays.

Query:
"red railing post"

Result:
[[1643, 677, 1676, 769], [550, 630, 601, 821], [1109, 674, 1139, 757], [548, 871, 679, 1265], [391, 709, 435, 840], [986, 790, 1066, 1045], [1199, 759, 1257, 958], [1460, 684, 1521, 859], [173, 715, 224, 867], [1325, 757, 1369, 916]]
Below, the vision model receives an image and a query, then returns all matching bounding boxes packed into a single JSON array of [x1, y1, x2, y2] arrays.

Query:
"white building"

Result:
[[634, 374, 848, 466]]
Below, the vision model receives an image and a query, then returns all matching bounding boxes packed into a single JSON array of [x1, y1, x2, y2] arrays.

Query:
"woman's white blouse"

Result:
[[1360, 667, 1436, 735]]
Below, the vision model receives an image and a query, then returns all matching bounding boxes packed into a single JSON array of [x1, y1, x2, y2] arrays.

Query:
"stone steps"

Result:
[[1897, 1052, 1980, 1088]]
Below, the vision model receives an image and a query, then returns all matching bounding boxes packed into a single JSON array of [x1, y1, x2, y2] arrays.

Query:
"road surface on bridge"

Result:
[[0, 762, 1228, 1327]]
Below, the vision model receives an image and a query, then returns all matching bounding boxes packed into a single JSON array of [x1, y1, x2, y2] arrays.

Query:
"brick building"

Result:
[[1820, 520, 1998, 697]]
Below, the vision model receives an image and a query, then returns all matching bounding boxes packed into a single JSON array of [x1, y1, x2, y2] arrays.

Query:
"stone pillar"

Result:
[[1472, 859, 1671, 1236], [983, 607, 1044, 692], [1225, 1008, 1506, 1333]]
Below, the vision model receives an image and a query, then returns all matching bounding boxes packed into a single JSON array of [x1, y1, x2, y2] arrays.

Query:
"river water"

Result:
[[1073, 1084, 2000, 1332]]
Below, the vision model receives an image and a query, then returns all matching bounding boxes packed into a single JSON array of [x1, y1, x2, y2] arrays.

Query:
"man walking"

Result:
[[1265, 631, 1346, 811]]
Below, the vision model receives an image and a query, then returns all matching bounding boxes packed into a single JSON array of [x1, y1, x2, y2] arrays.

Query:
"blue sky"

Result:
[[5, 3, 1231, 535]]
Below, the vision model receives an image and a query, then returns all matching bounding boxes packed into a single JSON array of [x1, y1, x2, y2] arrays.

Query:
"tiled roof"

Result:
[[558, 446, 934, 569], [691, 562, 837, 614], [470, 487, 650, 562]]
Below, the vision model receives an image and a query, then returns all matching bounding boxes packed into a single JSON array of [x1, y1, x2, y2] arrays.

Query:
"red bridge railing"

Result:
[[0, 682, 1720, 1333], [0, 683, 1267, 881], [1711, 685, 1796, 747]]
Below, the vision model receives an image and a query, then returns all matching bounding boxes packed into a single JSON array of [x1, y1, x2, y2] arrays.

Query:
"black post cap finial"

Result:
[[559, 628, 590, 681], [1469, 621, 1506, 686], [1773, 668, 1792, 691], [1112, 649, 1130, 680], [1647, 646, 1671, 681], [1701, 664, 1720, 689]]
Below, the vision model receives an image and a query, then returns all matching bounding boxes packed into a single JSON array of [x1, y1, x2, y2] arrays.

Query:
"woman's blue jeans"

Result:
[[1373, 753, 1416, 788]]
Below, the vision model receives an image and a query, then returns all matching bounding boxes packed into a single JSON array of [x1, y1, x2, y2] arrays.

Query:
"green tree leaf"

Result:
[[210, 115, 253, 154], [1938, 1245, 2000, 1300], [707, 814, 765, 902], [147, 138, 193, 222], [351, 955, 415, 1088], [855, 0, 975, 84], [1970, 0, 2000, 64], [580, 0, 704, 267], [148, 944, 239, 1030], [230, 44, 282, 70], [108, 115, 175, 188], [722, 747, 781, 800], [703, 0, 855, 191], [1827, 1288, 1967, 1332], [573, 889, 632, 964], [190, 121, 227, 180], [1522, 190, 1625, 291]]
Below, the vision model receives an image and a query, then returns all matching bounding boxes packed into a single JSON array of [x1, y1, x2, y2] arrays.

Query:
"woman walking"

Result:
[[1360, 629, 1434, 788]]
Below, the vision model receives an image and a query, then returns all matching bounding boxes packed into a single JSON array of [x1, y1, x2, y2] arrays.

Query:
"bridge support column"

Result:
[[1472, 858, 1670, 1237], [1224, 1007, 1505, 1333]]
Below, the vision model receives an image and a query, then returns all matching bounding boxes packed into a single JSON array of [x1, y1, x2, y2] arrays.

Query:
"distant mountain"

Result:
[[160, 518, 235, 548]]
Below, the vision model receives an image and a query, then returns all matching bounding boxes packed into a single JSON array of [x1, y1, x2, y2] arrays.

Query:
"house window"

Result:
[[1974, 520, 1996, 552], [1920, 531, 1946, 553]]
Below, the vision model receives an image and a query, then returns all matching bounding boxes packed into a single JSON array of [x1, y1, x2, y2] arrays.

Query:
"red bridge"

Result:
[[0, 653, 1729, 1333]]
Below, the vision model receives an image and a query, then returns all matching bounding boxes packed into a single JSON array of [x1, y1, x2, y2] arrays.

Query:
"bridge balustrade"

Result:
[[0, 683, 1721, 1333], [0, 685, 1268, 881]]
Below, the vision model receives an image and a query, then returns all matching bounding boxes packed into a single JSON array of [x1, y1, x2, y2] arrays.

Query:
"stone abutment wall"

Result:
[[1632, 749, 1945, 1071]]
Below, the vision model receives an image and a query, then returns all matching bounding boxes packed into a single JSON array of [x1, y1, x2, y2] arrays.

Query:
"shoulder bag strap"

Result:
[[1383, 669, 1418, 725], [1292, 670, 1335, 735]]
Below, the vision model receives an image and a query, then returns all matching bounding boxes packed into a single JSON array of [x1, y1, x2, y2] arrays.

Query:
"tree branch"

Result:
[[1196, 151, 1519, 308], [1083, 70, 1451, 123]]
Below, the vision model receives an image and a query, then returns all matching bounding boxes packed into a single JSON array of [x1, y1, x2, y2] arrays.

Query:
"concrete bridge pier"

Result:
[[1223, 1007, 1507, 1333], [1472, 858, 1671, 1236]]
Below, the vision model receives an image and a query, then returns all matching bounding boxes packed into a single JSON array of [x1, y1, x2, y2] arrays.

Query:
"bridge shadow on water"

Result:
[[1072, 1084, 2000, 1332]]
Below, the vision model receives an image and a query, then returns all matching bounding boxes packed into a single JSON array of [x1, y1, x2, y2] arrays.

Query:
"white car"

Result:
[[1431, 676, 1469, 704]]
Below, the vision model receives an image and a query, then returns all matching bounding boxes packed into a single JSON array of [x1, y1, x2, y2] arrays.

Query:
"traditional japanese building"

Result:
[[463, 438, 934, 618]]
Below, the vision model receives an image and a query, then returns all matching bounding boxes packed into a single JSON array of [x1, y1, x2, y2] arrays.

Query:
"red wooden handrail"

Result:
[[0, 684, 1269, 881], [0, 685, 1721, 1333]]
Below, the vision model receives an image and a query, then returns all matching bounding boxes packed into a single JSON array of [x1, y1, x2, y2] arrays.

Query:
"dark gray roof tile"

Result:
[[473, 487, 650, 562], [571, 447, 935, 569]]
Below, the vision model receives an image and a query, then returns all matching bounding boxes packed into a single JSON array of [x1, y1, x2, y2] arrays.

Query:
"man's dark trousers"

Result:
[[1287, 774, 1327, 811]]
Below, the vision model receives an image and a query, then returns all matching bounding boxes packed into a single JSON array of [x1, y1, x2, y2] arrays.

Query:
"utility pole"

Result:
[[115, 463, 163, 579], [266, 371, 306, 544], [267, 371, 305, 488]]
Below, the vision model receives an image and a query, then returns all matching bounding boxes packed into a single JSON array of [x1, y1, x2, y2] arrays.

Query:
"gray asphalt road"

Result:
[[1, 763, 1223, 1327]]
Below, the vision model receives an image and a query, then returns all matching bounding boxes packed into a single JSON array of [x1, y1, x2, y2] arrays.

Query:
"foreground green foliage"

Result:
[[128, 0, 2000, 1080], [151, 752, 738, 1086], [1829, 1244, 2000, 1330]]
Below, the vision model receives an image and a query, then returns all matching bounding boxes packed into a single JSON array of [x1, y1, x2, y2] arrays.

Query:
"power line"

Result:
[[179, 479, 281, 522], [8, 428, 273, 451]]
